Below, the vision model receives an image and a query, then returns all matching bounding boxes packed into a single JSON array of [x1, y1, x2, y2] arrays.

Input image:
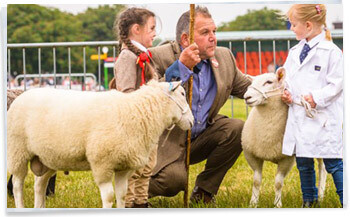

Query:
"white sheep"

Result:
[[241, 68, 327, 208], [7, 80, 194, 208]]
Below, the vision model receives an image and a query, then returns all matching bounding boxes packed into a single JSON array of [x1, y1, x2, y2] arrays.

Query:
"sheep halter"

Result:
[[248, 85, 283, 99], [249, 84, 324, 121], [293, 96, 328, 125], [161, 90, 189, 115], [160, 90, 189, 148]]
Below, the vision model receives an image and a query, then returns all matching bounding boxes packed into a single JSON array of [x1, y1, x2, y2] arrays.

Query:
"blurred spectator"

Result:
[[33, 78, 40, 87], [267, 62, 275, 73], [62, 76, 71, 88], [275, 57, 284, 70], [46, 77, 54, 86], [8, 75, 18, 88]]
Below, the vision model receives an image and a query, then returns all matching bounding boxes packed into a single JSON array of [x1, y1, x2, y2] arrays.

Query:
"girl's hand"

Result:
[[281, 89, 293, 104], [304, 94, 316, 108]]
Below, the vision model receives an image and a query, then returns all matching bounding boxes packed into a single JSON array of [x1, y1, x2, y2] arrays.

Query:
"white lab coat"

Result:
[[282, 31, 343, 159]]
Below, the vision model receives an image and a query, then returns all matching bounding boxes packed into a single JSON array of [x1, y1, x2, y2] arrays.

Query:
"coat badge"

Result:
[[314, 65, 321, 71], [211, 59, 219, 68]]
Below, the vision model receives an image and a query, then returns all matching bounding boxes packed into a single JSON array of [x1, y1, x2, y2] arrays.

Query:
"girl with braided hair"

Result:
[[282, 4, 343, 207], [113, 7, 157, 92], [112, 7, 158, 208]]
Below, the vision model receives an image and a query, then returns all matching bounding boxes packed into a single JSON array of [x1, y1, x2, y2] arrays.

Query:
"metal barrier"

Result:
[[7, 41, 119, 91], [7, 30, 343, 118], [14, 73, 97, 91]]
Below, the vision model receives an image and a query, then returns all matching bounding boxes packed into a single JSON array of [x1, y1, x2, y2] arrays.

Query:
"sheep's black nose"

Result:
[[245, 96, 252, 101]]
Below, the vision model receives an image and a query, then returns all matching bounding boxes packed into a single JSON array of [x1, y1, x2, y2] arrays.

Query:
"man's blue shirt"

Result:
[[165, 59, 217, 139]]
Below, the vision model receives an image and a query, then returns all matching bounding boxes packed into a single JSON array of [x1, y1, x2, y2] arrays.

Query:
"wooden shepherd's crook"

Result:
[[184, 3, 195, 208]]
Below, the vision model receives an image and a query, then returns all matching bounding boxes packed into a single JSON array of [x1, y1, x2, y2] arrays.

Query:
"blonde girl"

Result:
[[282, 4, 343, 207], [112, 7, 158, 208]]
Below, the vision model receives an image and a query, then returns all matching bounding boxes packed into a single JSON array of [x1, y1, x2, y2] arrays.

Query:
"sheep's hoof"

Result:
[[274, 202, 282, 208], [249, 202, 258, 208]]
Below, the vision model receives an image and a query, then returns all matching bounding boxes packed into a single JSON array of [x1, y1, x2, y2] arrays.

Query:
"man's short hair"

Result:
[[175, 6, 212, 43]]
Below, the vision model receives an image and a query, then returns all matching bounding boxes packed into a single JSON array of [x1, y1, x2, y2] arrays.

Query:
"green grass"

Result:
[[7, 98, 342, 208]]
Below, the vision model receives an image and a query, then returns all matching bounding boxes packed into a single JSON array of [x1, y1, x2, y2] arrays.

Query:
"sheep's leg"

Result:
[[91, 163, 115, 208], [250, 166, 263, 207], [114, 170, 134, 208], [274, 157, 295, 208], [317, 158, 327, 201], [244, 152, 263, 208], [12, 170, 27, 208], [98, 181, 115, 208], [8, 135, 29, 208], [34, 169, 56, 208]]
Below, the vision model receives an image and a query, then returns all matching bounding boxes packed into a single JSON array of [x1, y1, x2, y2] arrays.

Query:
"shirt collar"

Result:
[[196, 60, 209, 71], [131, 40, 148, 52]]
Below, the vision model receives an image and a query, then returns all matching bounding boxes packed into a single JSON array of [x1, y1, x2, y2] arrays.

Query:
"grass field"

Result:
[[6, 98, 342, 208]]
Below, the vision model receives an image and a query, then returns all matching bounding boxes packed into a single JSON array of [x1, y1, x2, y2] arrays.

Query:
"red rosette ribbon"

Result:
[[136, 51, 152, 86]]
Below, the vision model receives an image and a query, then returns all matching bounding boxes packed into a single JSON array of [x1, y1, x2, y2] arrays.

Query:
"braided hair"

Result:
[[114, 7, 156, 83]]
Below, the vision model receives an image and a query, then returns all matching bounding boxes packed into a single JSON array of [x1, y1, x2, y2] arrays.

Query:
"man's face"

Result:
[[194, 14, 217, 59]]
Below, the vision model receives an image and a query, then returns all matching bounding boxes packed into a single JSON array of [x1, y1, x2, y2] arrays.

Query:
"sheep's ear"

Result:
[[276, 67, 285, 83], [170, 81, 182, 92]]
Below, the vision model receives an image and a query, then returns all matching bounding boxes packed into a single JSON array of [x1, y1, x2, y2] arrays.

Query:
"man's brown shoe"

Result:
[[190, 186, 215, 204], [133, 202, 152, 208]]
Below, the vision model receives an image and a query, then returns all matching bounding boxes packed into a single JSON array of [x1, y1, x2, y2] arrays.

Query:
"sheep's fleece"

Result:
[[7, 80, 194, 208]]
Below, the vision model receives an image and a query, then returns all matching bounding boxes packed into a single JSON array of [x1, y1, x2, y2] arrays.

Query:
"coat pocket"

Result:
[[301, 116, 329, 147]]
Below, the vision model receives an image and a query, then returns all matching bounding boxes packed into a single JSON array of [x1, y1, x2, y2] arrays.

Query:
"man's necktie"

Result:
[[299, 43, 311, 64]]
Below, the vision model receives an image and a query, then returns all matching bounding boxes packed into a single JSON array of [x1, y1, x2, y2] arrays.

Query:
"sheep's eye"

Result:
[[181, 91, 185, 96], [264, 81, 273, 85]]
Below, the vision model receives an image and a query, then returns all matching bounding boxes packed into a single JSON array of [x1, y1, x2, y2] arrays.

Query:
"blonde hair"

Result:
[[287, 4, 331, 41]]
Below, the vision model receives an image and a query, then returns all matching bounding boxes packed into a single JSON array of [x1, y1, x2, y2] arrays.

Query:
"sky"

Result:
[[42, 2, 343, 39]]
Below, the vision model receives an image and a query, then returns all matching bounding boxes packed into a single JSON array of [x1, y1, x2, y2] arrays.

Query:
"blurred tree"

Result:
[[217, 7, 286, 31], [152, 37, 162, 46], [7, 4, 126, 81], [7, 5, 83, 75], [76, 5, 126, 77], [77, 5, 126, 41], [8, 4, 81, 43]]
